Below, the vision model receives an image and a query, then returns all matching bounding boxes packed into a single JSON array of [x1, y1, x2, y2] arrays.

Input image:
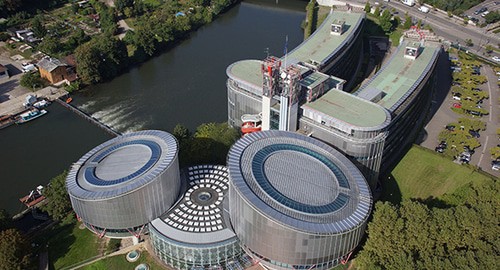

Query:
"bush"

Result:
[[0, 32, 10, 41]]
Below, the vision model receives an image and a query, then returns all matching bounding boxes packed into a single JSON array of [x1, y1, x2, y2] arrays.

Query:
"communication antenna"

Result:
[[283, 35, 288, 68]]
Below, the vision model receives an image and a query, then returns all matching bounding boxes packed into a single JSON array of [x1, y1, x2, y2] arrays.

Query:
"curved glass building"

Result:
[[150, 165, 241, 270], [227, 131, 372, 270], [66, 130, 181, 238]]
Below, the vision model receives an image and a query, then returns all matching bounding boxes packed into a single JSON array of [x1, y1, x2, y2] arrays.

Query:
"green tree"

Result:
[[194, 122, 239, 147], [31, 15, 46, 38], [115, 0, 134, 14], [174, 122, 236, 167], [357, 180, 499, 270], [364, 2, 371, 13], [75, 42, 101, 84], [0, 229, 32, 269], [373, 6, 380, 17], [20, 72, 44, 89], [37, 35, 60, 55], [403, 14, 412, 29], [465, 38, 474, 47], [0, 209, 11, 231], [67, 28, 89, 49], [380, 9, 392, 32], [490, 146, 500, 160], [173, 124, 190, 141], [41, 171, 74, 224], [484, 11, 500, 24]]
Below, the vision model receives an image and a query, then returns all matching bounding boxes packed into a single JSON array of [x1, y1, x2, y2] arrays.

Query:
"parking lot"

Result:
[[463, 0, 500, 25], [420, 51, 500, 177]]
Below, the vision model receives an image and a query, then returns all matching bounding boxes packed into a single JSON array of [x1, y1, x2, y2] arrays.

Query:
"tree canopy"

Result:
[[0, 228, 33, 269], [75, 35, 128, 84], [41, 171, 74, 224], [379, 9, 392, 32], [357, 180, 499, 270], [173, 122, 239, 166]]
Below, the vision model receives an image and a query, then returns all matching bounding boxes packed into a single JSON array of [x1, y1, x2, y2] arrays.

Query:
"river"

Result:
[[0, 0, 306, 214], [75, 0, 307, 132]]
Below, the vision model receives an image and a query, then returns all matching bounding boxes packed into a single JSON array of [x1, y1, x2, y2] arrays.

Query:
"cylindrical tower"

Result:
[[66, 130, 181, 238], [227, 130, 372, 270]]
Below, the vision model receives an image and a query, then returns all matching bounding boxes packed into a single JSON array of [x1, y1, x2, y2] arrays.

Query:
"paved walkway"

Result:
[[68, 242, 145, 270], [0, 86, 68, 116]]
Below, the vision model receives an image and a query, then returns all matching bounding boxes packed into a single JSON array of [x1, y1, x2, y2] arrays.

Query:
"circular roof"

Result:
[[66, 130, 178, 200], [227, 130, 372, 234], [150, 165, 237, 244]]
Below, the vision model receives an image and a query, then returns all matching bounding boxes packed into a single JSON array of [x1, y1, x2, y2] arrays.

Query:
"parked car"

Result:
[[469, 110, 482, 116], [445, 125, 455, 131], [474, 7, 487, 15], [453, 103, 462, 108], [469, 130, 480, 138], [492, 160, 500, 171], [492, 56, 500, 62], [453, 95, 461, 101]]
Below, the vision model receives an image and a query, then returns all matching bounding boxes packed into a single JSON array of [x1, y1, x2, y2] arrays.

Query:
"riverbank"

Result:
[[0, 86, 67, 116]]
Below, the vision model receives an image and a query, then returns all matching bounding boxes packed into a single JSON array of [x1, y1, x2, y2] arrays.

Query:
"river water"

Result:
[[75, 0, 306, 132], [0, 0, 306, 214]]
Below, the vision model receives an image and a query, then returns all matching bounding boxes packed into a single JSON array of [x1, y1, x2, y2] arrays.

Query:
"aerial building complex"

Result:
[[227, 131, 372, 270], [66, 5, 443, 270]]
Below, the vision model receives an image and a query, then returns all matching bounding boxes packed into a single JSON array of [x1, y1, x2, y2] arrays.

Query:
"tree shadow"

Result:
[[46, 224, 77, 270], [412, 196, 453, 209]]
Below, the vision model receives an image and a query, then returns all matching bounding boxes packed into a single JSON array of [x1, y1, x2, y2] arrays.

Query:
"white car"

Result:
[[492, 56, 500, 62]]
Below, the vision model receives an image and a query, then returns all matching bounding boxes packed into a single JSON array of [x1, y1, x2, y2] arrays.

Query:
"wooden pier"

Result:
[[54, 98, 121, 137]]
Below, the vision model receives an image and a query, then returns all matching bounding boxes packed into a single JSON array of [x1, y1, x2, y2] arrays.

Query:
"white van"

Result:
[[419, 6, 430, 13]]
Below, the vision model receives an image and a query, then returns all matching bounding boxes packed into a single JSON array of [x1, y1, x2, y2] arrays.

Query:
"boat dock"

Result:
[[54, 98, 121, 137], [0, 86, 67, 116]]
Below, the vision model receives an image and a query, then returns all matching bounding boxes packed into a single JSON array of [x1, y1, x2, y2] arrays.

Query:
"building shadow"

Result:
[[0, 79, 20, 96], [378, 173, 402, 205], [4, 64, 22, 76], [0, 93, 9, 103], [424, 51, 452, 124]]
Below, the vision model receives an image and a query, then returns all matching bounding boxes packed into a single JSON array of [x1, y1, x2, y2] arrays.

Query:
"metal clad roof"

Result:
[[66, 130, 178, 200], [227, 131, 372, 234], [355, 41, 441, 111]]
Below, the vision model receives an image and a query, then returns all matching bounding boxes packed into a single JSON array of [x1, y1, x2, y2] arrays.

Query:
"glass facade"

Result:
[[227, 131, 372, 270], [67, 131, 181, 236], [150, 227, 241, 270]]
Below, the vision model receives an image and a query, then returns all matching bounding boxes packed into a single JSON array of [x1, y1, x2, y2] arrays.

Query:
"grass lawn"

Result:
[[381, 145, 494, 204], [81, 249, 166, 270], [48, 222, 104, 270]]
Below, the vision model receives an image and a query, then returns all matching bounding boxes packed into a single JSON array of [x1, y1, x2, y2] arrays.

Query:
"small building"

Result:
[[331, 20, 345, 35], [0, 64, 9, 79], [37, 57, 68, 84]]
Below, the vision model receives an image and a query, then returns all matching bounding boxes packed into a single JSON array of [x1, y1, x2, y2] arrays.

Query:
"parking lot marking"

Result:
[[478, 135, 489, 166]]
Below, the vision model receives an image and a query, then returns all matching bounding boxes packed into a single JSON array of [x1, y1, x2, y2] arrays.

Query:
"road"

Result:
[[385, 1, 500, 55]]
